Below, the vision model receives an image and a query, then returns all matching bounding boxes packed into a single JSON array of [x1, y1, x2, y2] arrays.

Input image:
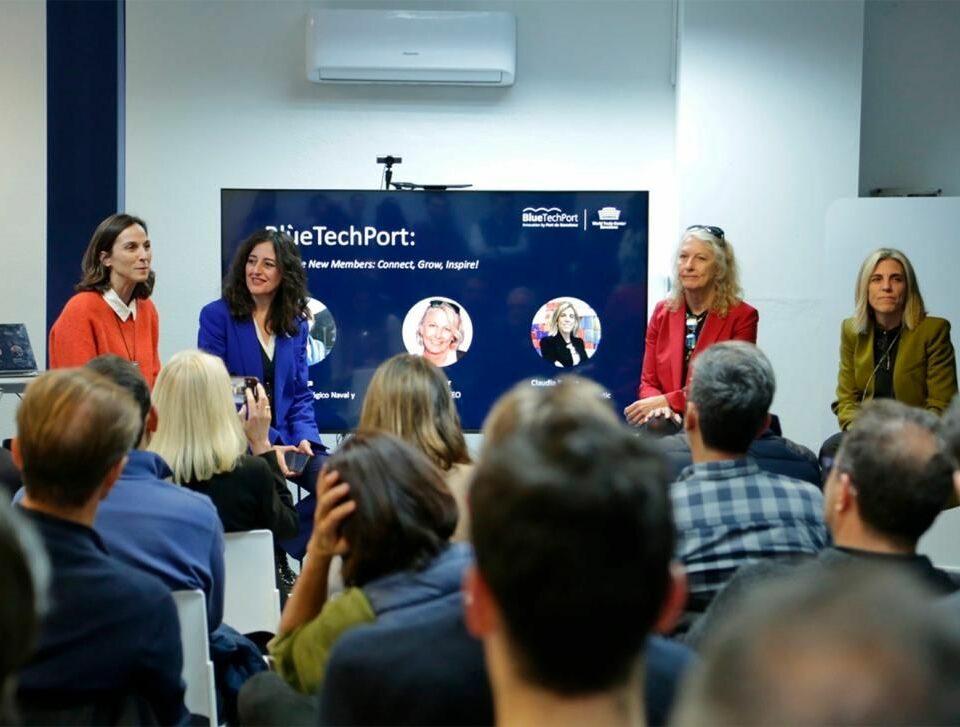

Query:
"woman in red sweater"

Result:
[[49, 214, 161, 387]]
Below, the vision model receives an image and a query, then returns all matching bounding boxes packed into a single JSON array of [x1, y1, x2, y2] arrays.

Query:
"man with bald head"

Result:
[[12, 368, 185, 724]]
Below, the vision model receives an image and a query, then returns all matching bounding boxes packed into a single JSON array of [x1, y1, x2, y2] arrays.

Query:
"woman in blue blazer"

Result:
[[199, 228, 322, 490]]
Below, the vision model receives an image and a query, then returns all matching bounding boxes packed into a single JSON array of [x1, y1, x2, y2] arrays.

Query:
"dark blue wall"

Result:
[[46, 0, 123, 350]]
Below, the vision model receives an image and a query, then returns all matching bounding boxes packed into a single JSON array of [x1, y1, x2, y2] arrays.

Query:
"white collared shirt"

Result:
[[255, 321, 276, 361], [102, 288, 138, 321]]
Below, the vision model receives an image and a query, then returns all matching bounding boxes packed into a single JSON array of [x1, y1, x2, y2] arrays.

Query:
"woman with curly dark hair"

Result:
[[198, 229, 322, 499]]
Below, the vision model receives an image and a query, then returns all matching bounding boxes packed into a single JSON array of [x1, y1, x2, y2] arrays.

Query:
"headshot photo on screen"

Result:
[[533, 297, 601, 368], [305, 297, 336, 366], [402, 297, 473, 368]]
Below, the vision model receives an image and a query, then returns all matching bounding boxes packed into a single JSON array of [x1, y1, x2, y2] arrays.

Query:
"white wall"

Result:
[[676, 0, 865, 450], [0, 0, 46, 439], [124, 0, 679, 367], [860, 0, 960, 197]]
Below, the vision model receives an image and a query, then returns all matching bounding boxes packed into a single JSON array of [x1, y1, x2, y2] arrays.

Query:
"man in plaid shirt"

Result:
[[671, 342, 827, 614]]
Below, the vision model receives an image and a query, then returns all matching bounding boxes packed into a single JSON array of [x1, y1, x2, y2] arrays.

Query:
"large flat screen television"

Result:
[[221, 189, 649, 431]]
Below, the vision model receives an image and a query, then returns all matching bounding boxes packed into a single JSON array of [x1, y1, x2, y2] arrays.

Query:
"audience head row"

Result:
[[468, 377, 679, 697]]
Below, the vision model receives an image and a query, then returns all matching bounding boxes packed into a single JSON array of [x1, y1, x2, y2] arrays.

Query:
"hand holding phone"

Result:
[[237, 380, 271, 455], [231, 375, 261, 406], [284, 450, 310, 476]]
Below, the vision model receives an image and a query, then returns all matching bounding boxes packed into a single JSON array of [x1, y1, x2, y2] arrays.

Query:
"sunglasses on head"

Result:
[[685, 225, 726, 242], [429, 299, 461, 315]]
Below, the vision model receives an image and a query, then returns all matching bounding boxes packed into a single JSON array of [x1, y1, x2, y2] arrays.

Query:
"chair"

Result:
[[223, 529, 282, 635], [172, 589, 218, 726]]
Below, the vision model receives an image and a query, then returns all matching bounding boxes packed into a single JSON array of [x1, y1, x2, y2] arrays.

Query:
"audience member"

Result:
[[658, 414, 821, 487], [84, 354, 226, 631], [464, 412, 684, 726], [318, 378, 696, 727], [149, 350, 298, 598], [0, 446, 22, 499], [13, 369, 185, 724], [673, 567, 960, 725], [267, 432, 464, 693], [0, 499, 48, 725], [942, 393, 960, 484], [689, 397, 960, 650], [358, 353, 473, 540], [820, 398, 958, 594], [671, 341, 826, 615]]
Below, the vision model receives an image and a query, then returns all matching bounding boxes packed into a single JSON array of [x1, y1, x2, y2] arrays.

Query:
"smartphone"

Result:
[[284, 450, 310, 476], [230, 376, 260, 406]]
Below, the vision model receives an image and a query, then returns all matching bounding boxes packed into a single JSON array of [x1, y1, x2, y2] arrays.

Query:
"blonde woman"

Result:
[[359, 353, 473, 540], [149, 350, 298, 591], [415, 300, 464, 367], [539, 300, 588, 368], [832, 248, 957, 431], [624, 225, 758, 430]]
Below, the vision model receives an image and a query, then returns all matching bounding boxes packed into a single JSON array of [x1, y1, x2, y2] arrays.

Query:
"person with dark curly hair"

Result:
[[198, 229, 322, 492], [49, 214, 161, 387]]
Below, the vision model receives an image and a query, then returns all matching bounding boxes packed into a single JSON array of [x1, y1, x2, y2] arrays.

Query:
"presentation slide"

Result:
[[221, 189, 649, 431]]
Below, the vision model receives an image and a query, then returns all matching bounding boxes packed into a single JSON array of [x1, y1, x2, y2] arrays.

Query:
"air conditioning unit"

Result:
[[306, 9, 516, 86]]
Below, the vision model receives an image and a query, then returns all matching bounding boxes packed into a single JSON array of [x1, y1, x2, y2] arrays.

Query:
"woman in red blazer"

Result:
[[624, 225, 758, 429]]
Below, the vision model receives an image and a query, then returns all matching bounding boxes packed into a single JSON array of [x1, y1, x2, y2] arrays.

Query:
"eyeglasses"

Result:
[[685, 225, 725, 242], [429, 299, 461, 315]]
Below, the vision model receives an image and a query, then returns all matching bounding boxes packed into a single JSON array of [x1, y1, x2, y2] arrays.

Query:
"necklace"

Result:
[[877, 329, 901, 371]]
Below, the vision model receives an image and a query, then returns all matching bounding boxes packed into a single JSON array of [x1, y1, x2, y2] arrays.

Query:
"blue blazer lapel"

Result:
[[235, 318, 265, 380], [273, 333, 292, 413]]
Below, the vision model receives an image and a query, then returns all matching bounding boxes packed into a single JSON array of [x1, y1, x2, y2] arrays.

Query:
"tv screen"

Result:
[[221, 189, 649, 431]]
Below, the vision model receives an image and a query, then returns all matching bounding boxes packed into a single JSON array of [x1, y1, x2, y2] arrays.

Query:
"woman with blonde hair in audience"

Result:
[[358, 353, 473, 540], [149, 349, 298, 594], [269, 432, 465, 693]]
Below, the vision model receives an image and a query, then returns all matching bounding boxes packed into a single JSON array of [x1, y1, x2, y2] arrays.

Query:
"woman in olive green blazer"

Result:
[[833, 248, 958, 431]]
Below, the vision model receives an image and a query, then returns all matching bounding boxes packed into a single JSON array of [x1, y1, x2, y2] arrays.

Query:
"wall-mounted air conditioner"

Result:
[[306, 9, 516, 86]]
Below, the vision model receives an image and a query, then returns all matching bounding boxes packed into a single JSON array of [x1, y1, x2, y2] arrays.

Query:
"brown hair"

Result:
[[332, 432, 458, 587], [76, 213, 155, 299], [358, 354, 470, 471], [17, 369, 141, 508]]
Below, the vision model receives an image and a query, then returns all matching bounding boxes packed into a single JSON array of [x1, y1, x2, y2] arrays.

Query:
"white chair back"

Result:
[[171, 589, 218, 725], [223, 529, 282, 635]]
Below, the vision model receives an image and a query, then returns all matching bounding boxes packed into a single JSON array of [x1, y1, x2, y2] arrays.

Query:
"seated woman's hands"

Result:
[[623, 395, 678, 426], [306, 467, 356, 562]]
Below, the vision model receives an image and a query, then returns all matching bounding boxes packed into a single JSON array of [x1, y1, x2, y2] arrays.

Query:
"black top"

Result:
[[259, 344, 277, 428], [184, 452, 297, 540], [16, 508, 186, 726], [539, 332, 588, 368], [319, 593, 696, 727], [821, 546, 958, 596], [873, 324, 901, 400], [682, 307, 708, 386]]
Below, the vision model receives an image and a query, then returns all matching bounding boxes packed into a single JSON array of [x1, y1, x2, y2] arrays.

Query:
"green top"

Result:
[[268, 587, 376, 693]]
